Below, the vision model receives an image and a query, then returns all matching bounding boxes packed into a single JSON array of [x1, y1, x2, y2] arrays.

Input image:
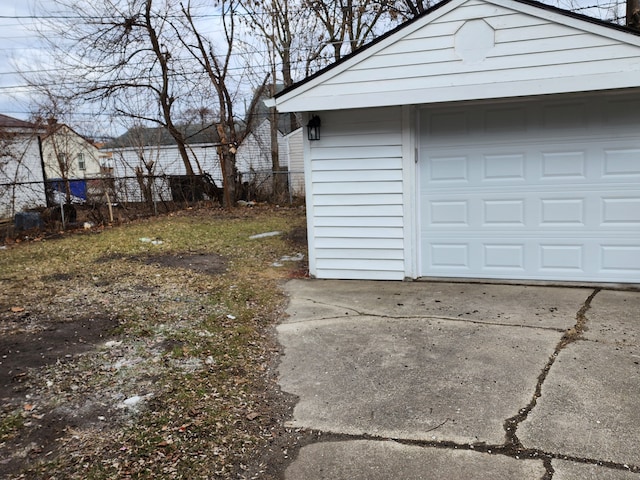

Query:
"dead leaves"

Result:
[[0, 207, 307, 479]]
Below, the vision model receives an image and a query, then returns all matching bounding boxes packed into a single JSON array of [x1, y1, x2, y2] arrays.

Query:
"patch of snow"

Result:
[[139, 237, 163, 245], [280, 253, 304, 262], [272, 252, 304, 267], [123, 395, 142, 407], [121, 393, 153, 409], [249, 231, 281, 240]]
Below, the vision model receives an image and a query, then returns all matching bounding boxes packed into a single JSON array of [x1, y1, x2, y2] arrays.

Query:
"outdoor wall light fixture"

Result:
[[307, 115, 321, 141]]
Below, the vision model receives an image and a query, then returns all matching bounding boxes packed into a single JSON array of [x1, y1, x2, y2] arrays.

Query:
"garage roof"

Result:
[[269, 0, 640, 113]]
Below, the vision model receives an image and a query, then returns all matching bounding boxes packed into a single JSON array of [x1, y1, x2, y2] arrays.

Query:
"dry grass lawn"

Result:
[[0, 206, 308, 479]]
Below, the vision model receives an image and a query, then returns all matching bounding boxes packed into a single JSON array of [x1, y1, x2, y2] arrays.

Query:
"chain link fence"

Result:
[[0, 169, 305, 239]]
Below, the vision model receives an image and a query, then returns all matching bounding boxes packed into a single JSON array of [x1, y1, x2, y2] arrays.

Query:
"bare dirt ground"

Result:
[[0, 207, 311, 479]]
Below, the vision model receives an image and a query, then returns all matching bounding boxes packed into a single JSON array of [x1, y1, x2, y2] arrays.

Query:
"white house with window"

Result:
[[41, 123, 105, 203], [42, 123, 102, 180]]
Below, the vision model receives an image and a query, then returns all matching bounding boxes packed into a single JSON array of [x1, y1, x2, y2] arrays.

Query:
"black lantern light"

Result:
[[307, 115, 321, 141]]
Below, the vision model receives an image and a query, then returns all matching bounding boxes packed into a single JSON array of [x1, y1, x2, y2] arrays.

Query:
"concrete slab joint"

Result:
[[277, 280, 640, 480]]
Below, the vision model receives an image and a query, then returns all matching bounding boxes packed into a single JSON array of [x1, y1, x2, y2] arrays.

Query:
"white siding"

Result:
[[109, 144, 222, 180], [236, 119, 287, 176], [285, 128, 304, 196], [106, 144, 222, 203], [308, 106, 406, 280], [0, 133, 46, 218], [108, 121, 285, 182], [273, 0, 640, 113]]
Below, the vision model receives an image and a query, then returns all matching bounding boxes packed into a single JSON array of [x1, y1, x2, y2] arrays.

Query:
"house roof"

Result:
[[0, 114, 41, 131], [104, 123, 223, 149], [41, 123, 98, 147], [270, 0, 640, 113]]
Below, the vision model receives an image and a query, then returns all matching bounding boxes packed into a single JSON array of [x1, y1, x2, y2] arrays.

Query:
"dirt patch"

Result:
[[144, 252, 227, 275], [0, 314, 120, 477], [95, 251, 228, 276], [285, 226, 307, 249], [40, 273, 75, 282], [0, 315, 119, 390]]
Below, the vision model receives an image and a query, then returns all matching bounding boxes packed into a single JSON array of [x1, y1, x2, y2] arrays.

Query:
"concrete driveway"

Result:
[[277, 280, 640, 480]]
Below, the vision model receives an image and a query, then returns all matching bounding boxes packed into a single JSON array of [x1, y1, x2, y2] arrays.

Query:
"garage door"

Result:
[[419, 96, 640, 283]]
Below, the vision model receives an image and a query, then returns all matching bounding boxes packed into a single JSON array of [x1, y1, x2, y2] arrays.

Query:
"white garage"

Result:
[[268, 0, 640, 284]]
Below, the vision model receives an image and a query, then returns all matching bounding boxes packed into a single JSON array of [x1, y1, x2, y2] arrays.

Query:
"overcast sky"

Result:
[[0, 0, 41, 119], [0, 0, 627, 129]]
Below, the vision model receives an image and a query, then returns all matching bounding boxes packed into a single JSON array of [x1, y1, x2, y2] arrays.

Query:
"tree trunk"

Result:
[[628, 0, 640, 28], [270, 106, 281, 198], [166, 122, 196, 177], [219, 147, 237, 208]]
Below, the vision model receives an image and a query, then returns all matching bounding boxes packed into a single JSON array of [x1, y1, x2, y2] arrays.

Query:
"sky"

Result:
[[0, 0, 42, 120], [0, 0, 231, 138], [0, 0, 627, 132]]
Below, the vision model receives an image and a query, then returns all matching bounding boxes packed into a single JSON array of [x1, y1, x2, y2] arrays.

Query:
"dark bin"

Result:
[[14, 212, 44, 231], [169, 175, 205, 202]]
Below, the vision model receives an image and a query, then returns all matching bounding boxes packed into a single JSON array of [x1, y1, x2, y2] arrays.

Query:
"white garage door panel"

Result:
[[423, 237, 640, 281], [420, 97, 640, 283]]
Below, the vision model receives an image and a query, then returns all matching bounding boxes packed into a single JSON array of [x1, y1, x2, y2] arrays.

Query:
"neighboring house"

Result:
[[104, 124, 224, 203], [268, 0, 640, 283], [103, 119, 290, 202], [41, 123, 104, 202], [106, 143, 222, 204], [106, 142, 222, 180], [235, 118, 288, 190], [0, 114, 46, 218], [284, 127, 304, 196], [42, 123, 102, 179]]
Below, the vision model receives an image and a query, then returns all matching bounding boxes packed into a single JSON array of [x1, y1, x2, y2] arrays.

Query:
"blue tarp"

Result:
[[47, 179, 87, 201]]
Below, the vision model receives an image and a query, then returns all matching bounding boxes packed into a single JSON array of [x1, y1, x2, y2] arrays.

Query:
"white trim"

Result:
[[489, 0, 640, 45], [401, 105, 418, 279], [302, 113, 317, 278], [415, 109, 424, 278], [274, 74, 640, 113]]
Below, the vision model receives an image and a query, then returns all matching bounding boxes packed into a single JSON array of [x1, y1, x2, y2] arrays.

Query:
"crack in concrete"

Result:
[[294, 297, 567, 333], [291, 429, 640, 475], [502, 288, 601, 477]]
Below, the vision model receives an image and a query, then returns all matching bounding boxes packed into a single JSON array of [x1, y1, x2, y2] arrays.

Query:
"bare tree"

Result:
[[304, 0, 391, 62], [29, 0, 202, 177], [238, 0, 327, 199], [25, 0, 271, 207], [387, 0, 436, 20], [178, 0, 268, 207]]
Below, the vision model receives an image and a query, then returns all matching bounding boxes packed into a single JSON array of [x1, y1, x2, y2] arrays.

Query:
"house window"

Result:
[[77, 153, 86, 171]]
